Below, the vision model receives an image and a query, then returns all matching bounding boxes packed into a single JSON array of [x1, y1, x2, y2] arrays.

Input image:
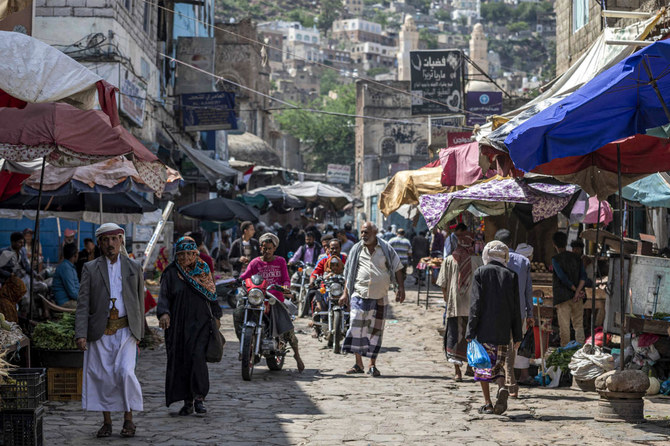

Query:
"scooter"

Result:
[[289, 261, 314, 318]]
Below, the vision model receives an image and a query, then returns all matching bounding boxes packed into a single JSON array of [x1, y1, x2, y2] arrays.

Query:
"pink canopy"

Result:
[[0, 102, 167, 194], [439, 142, 495, 187], [583, 196, 613, 225]]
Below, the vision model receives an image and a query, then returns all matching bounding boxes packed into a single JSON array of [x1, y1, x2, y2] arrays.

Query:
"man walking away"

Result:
[[389, 228, 412, 285], [339, 222, 405, 377], [466, 241, 522, 415], [75, 223, 144, 438], [551, 231, 587, 346], [494, 230, 535, 398], [411, 230, 430, 285]]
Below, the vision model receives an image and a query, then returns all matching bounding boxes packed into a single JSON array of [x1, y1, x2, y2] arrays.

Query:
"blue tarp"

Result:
[[621, 173, 670, 208], [505, 39, 670, 172]]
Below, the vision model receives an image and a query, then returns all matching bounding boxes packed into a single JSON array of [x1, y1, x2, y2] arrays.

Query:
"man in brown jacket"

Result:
[[75, 223, 144, 438]]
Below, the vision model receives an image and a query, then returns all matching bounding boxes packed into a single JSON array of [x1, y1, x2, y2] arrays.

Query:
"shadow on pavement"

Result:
[[530, 394, 594, 403]]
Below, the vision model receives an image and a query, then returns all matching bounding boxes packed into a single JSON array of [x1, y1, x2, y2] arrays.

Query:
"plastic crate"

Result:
[[47, 368, 82, 401], [0, 406, 44, 446], [0, 368, 47, 411]]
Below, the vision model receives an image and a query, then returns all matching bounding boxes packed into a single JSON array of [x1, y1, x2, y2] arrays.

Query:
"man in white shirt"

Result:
[[339, 222, 404, 377]]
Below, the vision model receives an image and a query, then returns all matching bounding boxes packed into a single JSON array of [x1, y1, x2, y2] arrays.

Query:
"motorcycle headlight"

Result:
[[329, 283, 343, 297], [248, 288, 264, 306]]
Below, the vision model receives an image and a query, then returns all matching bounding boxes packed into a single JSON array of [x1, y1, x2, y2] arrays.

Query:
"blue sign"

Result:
[[466, 91, 503, 126], [180, 92, 237, 131]]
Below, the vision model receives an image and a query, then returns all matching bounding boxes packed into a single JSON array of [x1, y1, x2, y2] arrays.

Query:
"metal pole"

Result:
[[99, 193, 103, 226], [591, 200, 601, 346], [28, 158, 47, 327], [616, 144, 626, 370]]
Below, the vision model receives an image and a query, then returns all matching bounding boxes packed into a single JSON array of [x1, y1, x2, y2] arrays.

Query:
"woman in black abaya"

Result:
[[157, 236, 222, 415]]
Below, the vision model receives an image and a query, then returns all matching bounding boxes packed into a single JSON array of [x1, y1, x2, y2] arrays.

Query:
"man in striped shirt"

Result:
[[389, 228, 412, 285]]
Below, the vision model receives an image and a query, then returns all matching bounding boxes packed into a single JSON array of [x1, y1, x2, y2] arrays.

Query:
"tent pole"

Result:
[[616, 144, 626, 370], [642, 58, 670, 122], [99, 193, 103, 226], [29, 158, 47, 332], [591, 200, 601, 346]]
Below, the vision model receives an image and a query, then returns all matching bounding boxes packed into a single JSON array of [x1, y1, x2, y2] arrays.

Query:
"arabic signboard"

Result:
[[410, 50, 463, 116], [119, 69, 147, 127], [176, 37, 215, 95], [181, 91, 238, 132], [428, 115, 465, 148], [326, 164, 351, 184], [466, 91, 503, 126], [447, 131, 473, 147]]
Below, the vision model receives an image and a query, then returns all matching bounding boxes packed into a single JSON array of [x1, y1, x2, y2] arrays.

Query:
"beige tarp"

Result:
[[380, 167, 446, 217]]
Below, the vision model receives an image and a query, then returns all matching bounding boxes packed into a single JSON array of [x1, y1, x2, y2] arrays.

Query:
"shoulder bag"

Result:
[[204, 298, 226, 363]]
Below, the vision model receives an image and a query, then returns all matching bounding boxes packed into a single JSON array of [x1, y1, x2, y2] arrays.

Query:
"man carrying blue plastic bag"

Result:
[[466, 241, 522, 415]]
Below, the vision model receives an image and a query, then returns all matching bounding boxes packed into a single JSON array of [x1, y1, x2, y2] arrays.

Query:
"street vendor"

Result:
[[75, 223, 144, 438]]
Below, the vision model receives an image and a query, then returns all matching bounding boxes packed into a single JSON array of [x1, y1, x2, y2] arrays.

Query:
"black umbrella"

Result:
[[0, 189, 157, 215], [178, 197, 259, 223]]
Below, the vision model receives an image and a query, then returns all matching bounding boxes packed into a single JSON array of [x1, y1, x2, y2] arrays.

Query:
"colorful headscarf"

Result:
[[154, 247, 169, 273], [174, 236, 216, 301], [451, 234, 475, 290]]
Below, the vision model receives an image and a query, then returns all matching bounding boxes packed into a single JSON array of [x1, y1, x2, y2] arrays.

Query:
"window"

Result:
[[296, 33, 302, 40], [143, 2, 150, 32], [312, 36, 317, 43], [573, 0, 589, 32], [381, 138, 396, 155], [124, 0, 131, 10]]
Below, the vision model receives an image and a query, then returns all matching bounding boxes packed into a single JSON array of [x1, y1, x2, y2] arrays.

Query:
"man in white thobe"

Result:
[[75, 223, 144, 438]]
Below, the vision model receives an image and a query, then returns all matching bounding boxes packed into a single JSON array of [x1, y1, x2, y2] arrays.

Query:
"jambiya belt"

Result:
[[104, 298, 129, 335]]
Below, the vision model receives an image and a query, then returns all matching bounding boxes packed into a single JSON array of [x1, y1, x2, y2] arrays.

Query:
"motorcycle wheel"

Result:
[[332, 310, 343, 354], [226, 293, 238, 309], [241, 328, 255, 381], [297, 288, 310, 318], [266, 353, 285, 371]]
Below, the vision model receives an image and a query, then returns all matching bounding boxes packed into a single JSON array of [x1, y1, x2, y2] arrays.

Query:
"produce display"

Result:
[[546, 347, 579, 372], [419, 257, 443, 268], [531, 262, 549, 273], [32, 313, 76, 350]]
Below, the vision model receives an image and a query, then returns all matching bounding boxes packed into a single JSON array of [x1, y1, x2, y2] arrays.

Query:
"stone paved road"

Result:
[[44, 284, 670, 445]]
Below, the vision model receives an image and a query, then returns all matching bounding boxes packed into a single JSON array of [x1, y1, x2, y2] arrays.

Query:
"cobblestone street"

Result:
[[44, 285, 670, 445]]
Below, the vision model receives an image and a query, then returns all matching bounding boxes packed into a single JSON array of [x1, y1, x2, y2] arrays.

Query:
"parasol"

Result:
[[178, 197, 260, 224]]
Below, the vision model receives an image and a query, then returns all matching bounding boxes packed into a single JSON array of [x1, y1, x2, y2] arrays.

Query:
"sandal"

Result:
[[478, 404, 493, 414], [454, 376, 463, 383], [346, 364, 364, 374], [493, 388, 509, 415], [96, 423, 112, 438], [367, 366, 381, 377], [120, 420, 136, 438]]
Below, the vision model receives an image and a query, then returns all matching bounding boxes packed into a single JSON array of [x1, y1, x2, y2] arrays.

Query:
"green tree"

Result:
[[507, 21, 529, 33], [319, 69, 339, 96], [317, 0, 343, 36], [275, 84, 356, 171], [419, 28, 438, 49]]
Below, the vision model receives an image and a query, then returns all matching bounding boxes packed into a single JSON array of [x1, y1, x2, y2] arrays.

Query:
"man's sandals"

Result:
[[96, 423, 112, 438], [346, 364, 364, 374], [120, 420, 136, 438]]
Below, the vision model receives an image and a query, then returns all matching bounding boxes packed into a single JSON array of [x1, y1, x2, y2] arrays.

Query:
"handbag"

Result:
[[204, 298, 226, 363], [517, 329, 535, 358]]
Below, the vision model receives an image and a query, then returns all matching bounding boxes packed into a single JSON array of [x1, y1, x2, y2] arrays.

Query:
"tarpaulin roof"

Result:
[[621, 172, 670, 207], [0, 102, 167, 194], [531, 134, 670, 198], [379, 166, 445, 217], [439, 142, 494, 187], [282, 181, 353, 210], [419, 176, 577, 230], [505, 39, 670, 173], [178, 142, 240, 185]]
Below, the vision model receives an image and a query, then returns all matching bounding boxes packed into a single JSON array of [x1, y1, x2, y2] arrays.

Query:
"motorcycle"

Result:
[[238, 274, 290, 381], [313, 274, 349, 354], [289, 261, 314, 318], [216, 277, 240, 308]]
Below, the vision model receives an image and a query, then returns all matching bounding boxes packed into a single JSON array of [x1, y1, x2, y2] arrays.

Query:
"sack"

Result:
[[467, 339, 491, 369], [517, 329, 535, 358], [206, 319, 226, 363]]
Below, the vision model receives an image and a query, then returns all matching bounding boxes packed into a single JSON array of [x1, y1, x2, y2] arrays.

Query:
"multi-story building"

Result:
[[332, 18, 393, 46], [351, 41, 397, 73], [321, 47, 354, 71], [343, 0, 364, 16], [285, 26, 322, 62]]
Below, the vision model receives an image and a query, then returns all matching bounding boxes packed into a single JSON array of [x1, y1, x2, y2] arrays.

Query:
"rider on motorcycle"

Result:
[[234, 233, 305, 372], [308, 238, 347, 338], [288, 231, 322, 267]]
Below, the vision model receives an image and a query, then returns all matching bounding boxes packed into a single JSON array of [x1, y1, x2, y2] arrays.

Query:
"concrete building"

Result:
[[321, 47, 354, 71], [332, 18, 392, 45], [285, 26, 322, 62], [354, 80, 431, 225], [451, 0, 480, 22], [397, 15, 419, 81], [351, 42, 398, 73], [343, 0, 364, 16]]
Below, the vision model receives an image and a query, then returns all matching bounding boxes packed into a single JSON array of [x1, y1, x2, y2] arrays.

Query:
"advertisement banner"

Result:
[[466, 91, 503, 126], [119, 70, 147, 127], [410, 50, 463, 116], [447, 131, 473, 147], [181, 91, 237, 132], [176, 37, 215, 95], [428, 115, 465, 148], [326, 164, 351, 184]]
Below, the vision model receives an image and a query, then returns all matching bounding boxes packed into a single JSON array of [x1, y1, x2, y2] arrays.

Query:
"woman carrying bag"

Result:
[[157, 236, 223, 416]]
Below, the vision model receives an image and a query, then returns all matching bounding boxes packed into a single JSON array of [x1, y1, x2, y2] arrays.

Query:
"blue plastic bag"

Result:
[[467, 339, 491, 369]]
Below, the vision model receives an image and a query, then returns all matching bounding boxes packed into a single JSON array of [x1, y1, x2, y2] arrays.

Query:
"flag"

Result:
[[242, 166, 254, 184]]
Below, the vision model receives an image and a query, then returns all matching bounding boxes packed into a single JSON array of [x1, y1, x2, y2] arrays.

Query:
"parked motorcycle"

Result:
[[290, 261, 314, 318], [216, 278, 240, 308], [313, 274, 349, 354], [238, 275, 290, 381]]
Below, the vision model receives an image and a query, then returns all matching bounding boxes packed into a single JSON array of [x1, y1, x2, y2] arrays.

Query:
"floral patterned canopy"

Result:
[[419, 176, 578, 230]]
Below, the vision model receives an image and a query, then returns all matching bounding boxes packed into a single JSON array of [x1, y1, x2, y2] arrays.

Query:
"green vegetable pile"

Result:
[[32, 313, 76, 350], [546, 348, 578, 372]]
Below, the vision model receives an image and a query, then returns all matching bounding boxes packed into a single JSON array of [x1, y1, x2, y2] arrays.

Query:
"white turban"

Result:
[[259, 232, 279, 247], [516, 243, 534, 259], [482, 240, 509, 266], [96, 223, 128, 257]]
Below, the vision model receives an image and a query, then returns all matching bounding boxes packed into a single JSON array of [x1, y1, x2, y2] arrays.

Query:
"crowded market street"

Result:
[[41, 282, 670, 446]]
